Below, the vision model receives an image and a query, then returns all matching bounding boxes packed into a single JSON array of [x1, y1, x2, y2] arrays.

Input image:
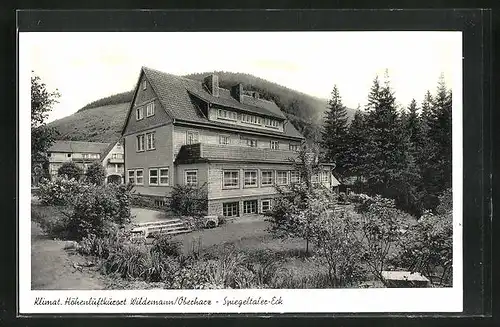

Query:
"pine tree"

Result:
[[406, 98, 421, 155], [343, 107, 367, 178], [321, 85, 349, 173]]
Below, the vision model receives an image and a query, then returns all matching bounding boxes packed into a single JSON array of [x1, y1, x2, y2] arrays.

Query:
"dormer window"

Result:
[[146, 102, 155, 117], [136, 107, 144, 120], [217, 109, 237, 121], [241, 114, 261, 125], [265, 118, 279, 128]]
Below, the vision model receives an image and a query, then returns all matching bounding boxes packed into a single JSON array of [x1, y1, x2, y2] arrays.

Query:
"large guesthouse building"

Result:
[[121, 67, 338, 218]]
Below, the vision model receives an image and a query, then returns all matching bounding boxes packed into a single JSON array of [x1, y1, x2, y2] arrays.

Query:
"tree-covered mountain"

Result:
[[49, 72, 356, 143]]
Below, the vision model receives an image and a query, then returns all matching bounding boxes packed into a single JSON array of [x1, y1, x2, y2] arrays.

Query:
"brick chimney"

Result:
[[203, 74, 219, 97], [230, 83, 243, 102]]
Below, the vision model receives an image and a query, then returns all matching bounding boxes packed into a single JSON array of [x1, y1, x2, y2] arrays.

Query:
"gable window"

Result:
[[223, 202, 239, 217], [244, 170, 258, 187], [245, 138, 257, 147], [185, 170, 198, 186], [261, 199, 272, 213], [290, 171, 301, 183], [217, 109, 237, 121], [243, 200, 258, 214], [223, 170, 239, 188], [270, 140, 279, 150], [289, 144, 300, 151], [219, 135, 230, 145], [186, 131, 199, 145], [146, 132, 156, 150], [159, 168, 169, 186], [146, 102, 155, 117], [136, 169, 144, 185], [149, 168, 158, 185], [142, 80, 147, 90], [136, 107, 144, 120], [136, 134, 145, 152], [127, 170, 135, 184], [276, 171, 288, 185], [261, 171, 274, 186]]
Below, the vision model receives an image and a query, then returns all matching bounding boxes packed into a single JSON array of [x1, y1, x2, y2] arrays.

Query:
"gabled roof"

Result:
[[48, 140, 110, 154], [136, 67, 303, 140], [175, 143, 300, 164], [99, 138, 123, 162]]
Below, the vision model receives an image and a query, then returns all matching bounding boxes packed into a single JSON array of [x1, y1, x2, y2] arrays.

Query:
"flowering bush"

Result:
[[57, 161, 83, 181], [38, 177, 82, 206], [394, 189, 453, 286]]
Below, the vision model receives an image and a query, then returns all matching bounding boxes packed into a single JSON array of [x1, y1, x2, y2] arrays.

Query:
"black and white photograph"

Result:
[[19, 30, 463, 313]]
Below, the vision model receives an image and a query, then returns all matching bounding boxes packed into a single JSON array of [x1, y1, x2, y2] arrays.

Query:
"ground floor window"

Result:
[[243, 200, 258, 214], [261, 199, 272, 213], [185, 170, 198, 186], [223, 202, 239, 217], [127, 170, 135, 184], [136, 169, 144, 185], [149, 168, 158, 185]]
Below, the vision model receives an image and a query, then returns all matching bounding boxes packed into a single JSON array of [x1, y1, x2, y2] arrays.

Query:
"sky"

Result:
[[21, 32, 462, 123]]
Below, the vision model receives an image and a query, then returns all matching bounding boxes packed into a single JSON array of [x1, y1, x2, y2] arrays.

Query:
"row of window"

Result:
[[136, 132, 156, 152], [216, 109, 280, 129], [128, 167, 169, 186], [222, 170, 302, 189], [222, 199, 273, 217], [136, 101, 155, 121], [48, 153, 101, 159], [184, 130, 299, 150]]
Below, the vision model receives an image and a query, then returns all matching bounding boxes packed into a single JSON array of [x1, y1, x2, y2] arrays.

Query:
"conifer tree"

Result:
[[343, 107, 367, 179], [321, 85, 349, 173]]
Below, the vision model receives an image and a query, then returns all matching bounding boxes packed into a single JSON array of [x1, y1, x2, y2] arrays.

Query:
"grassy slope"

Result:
[[48, 102, 130, 143], [49, 72, 355, 143]]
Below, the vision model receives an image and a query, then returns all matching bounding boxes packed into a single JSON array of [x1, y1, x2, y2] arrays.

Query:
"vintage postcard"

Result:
[[19, 31, 463, 314]]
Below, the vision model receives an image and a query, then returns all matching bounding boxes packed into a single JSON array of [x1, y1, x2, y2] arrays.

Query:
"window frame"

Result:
[[245, 138, 258, 147], [218, 134, 230, 145], [223, 202, 239, 217], [243, 170, 258, 188], [186, 130, 200, 145], [149, 168, 159, 186], [276, 170, 289, 185], [217, 109, 237, 121], [142, 80, 147, 90], [136, 134, 145, 152], [270, 140, 280, 150], [289, 144, 300, 151], [222, 170, 240, 189], [261, 199, 272, 213], [159, 167, 169, 186], [136, 107, 144, 121], [243, 200, 258, 214], [261, 170, 274, 187], [146, 132, 156, 150], [135, 169, 144, 185], [290, 170, 301, 183], [321, 171, 330, 183], [185, 169, 198, 187], [146, 101, 155, 117]]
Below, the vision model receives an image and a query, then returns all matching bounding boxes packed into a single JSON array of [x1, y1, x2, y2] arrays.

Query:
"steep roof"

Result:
[[48, 140, 110, 154], [140, 67, 303, 140], [99, 138, 123, 162]]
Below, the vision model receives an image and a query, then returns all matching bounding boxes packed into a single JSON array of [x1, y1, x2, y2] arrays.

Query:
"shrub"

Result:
[[85, 161, 106, 185], [57, 162, 83, 181], [102, 242, 150, 279], [395, 189, 453, 286], [31, 205, 71, 239], [150, 236, 182, 258], [355, 195, 413, 286], [38, 177, 82, 206], [67, 183, 131, 240], [169, 184, 208, 218]]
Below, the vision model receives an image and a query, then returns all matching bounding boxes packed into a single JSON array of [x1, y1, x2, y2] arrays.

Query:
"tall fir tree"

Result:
[[362, 71, 420, 213], [321, 85, 349, 174], [406, 98, 421, 155], [343, 106, 367, 179]]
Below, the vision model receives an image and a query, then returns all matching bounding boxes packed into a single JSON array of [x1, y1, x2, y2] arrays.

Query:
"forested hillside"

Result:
[[51, 72, 355, 143]]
